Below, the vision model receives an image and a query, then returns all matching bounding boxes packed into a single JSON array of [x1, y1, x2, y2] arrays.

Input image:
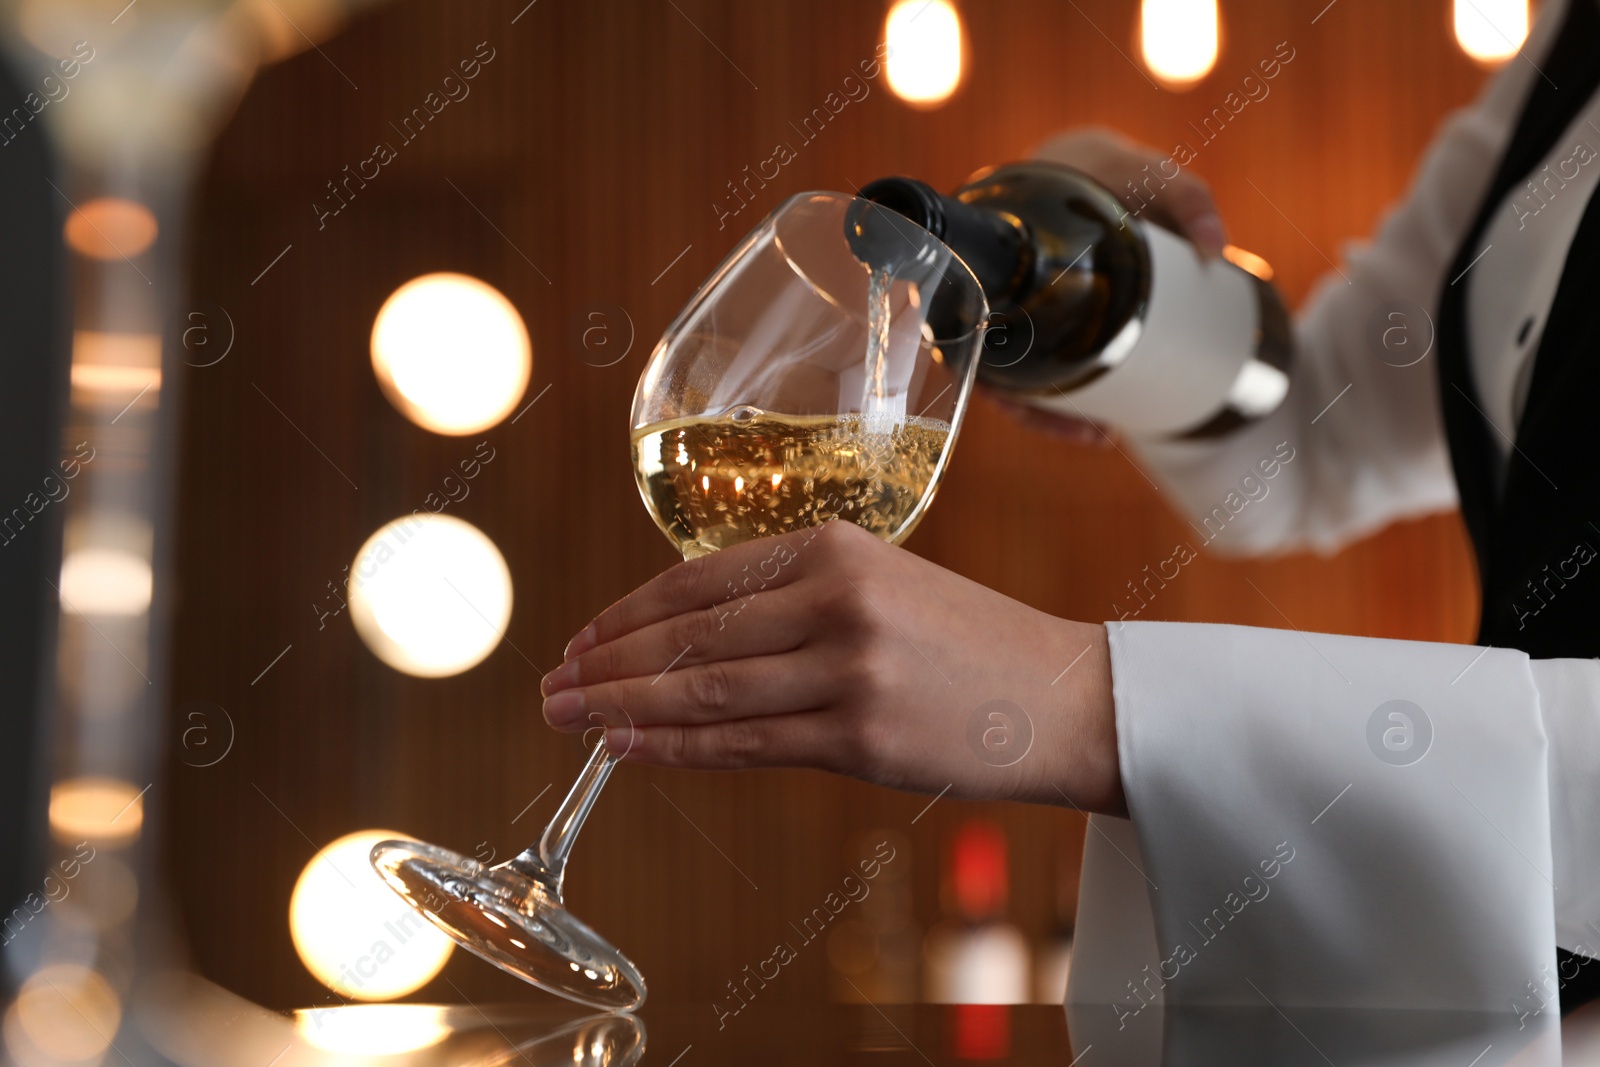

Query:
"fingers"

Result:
[[1150, 173, 1227, 258], [543, 648, 840, 732], [566, 526, 823, 658], [543, 582, 816, 696], [1107, 155, 1226, 258], [1032, 126, 1228, 259], [603, 712, 851, 773], [1032, 125, 1131, 171]]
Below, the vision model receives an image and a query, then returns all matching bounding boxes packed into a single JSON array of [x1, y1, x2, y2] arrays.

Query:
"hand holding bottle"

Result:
[[999, 128, 1240, 443], [1034, 126, 1230, 258]]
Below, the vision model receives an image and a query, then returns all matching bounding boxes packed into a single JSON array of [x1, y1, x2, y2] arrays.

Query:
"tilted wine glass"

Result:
[[631, 191, 988, 557], [369, 191, 986, 1013]]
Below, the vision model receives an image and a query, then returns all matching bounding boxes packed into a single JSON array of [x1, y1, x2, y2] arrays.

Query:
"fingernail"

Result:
[[1191, 213, 1227, 257], [543, 689, 585, 728], [564, 623, 597, 660], [541, 658, 579, 696], [605, 726, 639, 758]]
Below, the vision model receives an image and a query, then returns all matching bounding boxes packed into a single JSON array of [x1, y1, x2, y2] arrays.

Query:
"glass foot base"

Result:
[[370, 838, 646, 1013]]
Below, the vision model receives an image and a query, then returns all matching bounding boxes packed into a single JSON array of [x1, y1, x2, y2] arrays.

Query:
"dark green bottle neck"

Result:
[[855, 175, 1035, 305]]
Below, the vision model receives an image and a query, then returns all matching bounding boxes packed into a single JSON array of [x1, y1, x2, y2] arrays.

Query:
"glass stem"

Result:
[[506, 737, 617, 896]]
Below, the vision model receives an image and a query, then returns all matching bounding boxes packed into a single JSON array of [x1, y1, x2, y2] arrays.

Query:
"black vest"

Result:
[[1435, 0, 1600, 1013]]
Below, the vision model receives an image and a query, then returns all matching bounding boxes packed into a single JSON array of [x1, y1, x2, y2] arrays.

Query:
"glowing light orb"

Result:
[[1141, 0, 1219, 87], [289, 830, 454, 1001], [1454, 0, 1528, 64], [347, 514, 513, 678], [59, 547, 153, 616], [4, 965, 121, 1065], [49, 777, 144, 846], [371, 273, 531, 435], [885, 0, 964, 107], [64, 198, 158, 260]]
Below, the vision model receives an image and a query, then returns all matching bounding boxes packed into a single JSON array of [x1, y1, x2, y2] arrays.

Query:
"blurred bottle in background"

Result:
[[833, 830, 919, 1052], [923, 820, 1029, 1004]]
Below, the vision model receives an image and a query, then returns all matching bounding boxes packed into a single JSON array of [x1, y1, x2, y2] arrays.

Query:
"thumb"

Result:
[[1145, 171, 1228, 259]]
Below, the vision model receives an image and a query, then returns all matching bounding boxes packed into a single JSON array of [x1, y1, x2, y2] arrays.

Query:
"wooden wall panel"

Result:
[[167, 0, 1496, 1008]]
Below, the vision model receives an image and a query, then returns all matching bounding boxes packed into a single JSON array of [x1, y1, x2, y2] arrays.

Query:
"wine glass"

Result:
[[370, 737, 647, 1012], [370, 191, 986, 1014], [631, 191, 989, 556]]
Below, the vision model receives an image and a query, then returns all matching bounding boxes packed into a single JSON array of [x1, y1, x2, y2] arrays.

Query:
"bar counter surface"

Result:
[[137, 983, 1600, 1066]]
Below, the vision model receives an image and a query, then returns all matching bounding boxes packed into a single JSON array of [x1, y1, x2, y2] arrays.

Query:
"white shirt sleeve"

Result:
[[1122, 1, 1561, 558], [1528, 656, 1600, 955], [1066, 621, 1599, 1018]]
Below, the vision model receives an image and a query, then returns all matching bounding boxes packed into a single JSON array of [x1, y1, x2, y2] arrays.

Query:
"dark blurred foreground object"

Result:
[[0, 45, 70, 995]]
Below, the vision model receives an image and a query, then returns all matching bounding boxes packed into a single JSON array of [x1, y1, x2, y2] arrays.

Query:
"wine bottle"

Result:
[[923, 820, 1030, 1005], [848, 162, 1292, 439]]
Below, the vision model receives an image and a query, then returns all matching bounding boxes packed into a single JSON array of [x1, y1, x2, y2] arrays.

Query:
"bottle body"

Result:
[[858, 162, 1292, 439]]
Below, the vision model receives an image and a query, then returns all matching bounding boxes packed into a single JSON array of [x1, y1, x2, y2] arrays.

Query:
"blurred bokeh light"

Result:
[[296, 1004, 452, 1054], [885, 0, 964, 107], [371, 273, 531, 436], [63, 197, 158, 260], [1140, 0, 1220, 87], [1453, 0, 1529, 63], [3, 965, 121, 1067], [288, 829, 454, 1001], [347, 514, 513, 677], [59, 547, 153, 616], [49, 777, 145, 846]]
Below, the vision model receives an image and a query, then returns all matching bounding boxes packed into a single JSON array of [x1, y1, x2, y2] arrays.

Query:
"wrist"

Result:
[[1031, 621, 1125, 817]]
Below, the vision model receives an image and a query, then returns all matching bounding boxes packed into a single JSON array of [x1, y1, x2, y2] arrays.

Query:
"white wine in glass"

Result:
[[631, 192, 988, 559], [630, 408, 954, 557]]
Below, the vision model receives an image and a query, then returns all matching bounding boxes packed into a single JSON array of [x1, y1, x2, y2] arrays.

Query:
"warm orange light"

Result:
[[71, 332, 163, 398], [49, 777, 144, 846], [64, 197, 158, 260], [296, 1005, 451, 1055], [60, 547, 153, 617], [885, 0, 964, 107], [1222, 244, 1274, 281], [70, 364, 162, 392], [1140, 0, 1219, 87], [1454, 0, 1528, 63]]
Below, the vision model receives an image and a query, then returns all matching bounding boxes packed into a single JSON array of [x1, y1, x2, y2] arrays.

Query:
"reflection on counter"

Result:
[[122, 972, 1600, 1066]]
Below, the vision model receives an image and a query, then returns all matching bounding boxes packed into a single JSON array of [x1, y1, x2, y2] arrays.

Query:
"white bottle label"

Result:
[[1028, 223, 1260, 437]]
